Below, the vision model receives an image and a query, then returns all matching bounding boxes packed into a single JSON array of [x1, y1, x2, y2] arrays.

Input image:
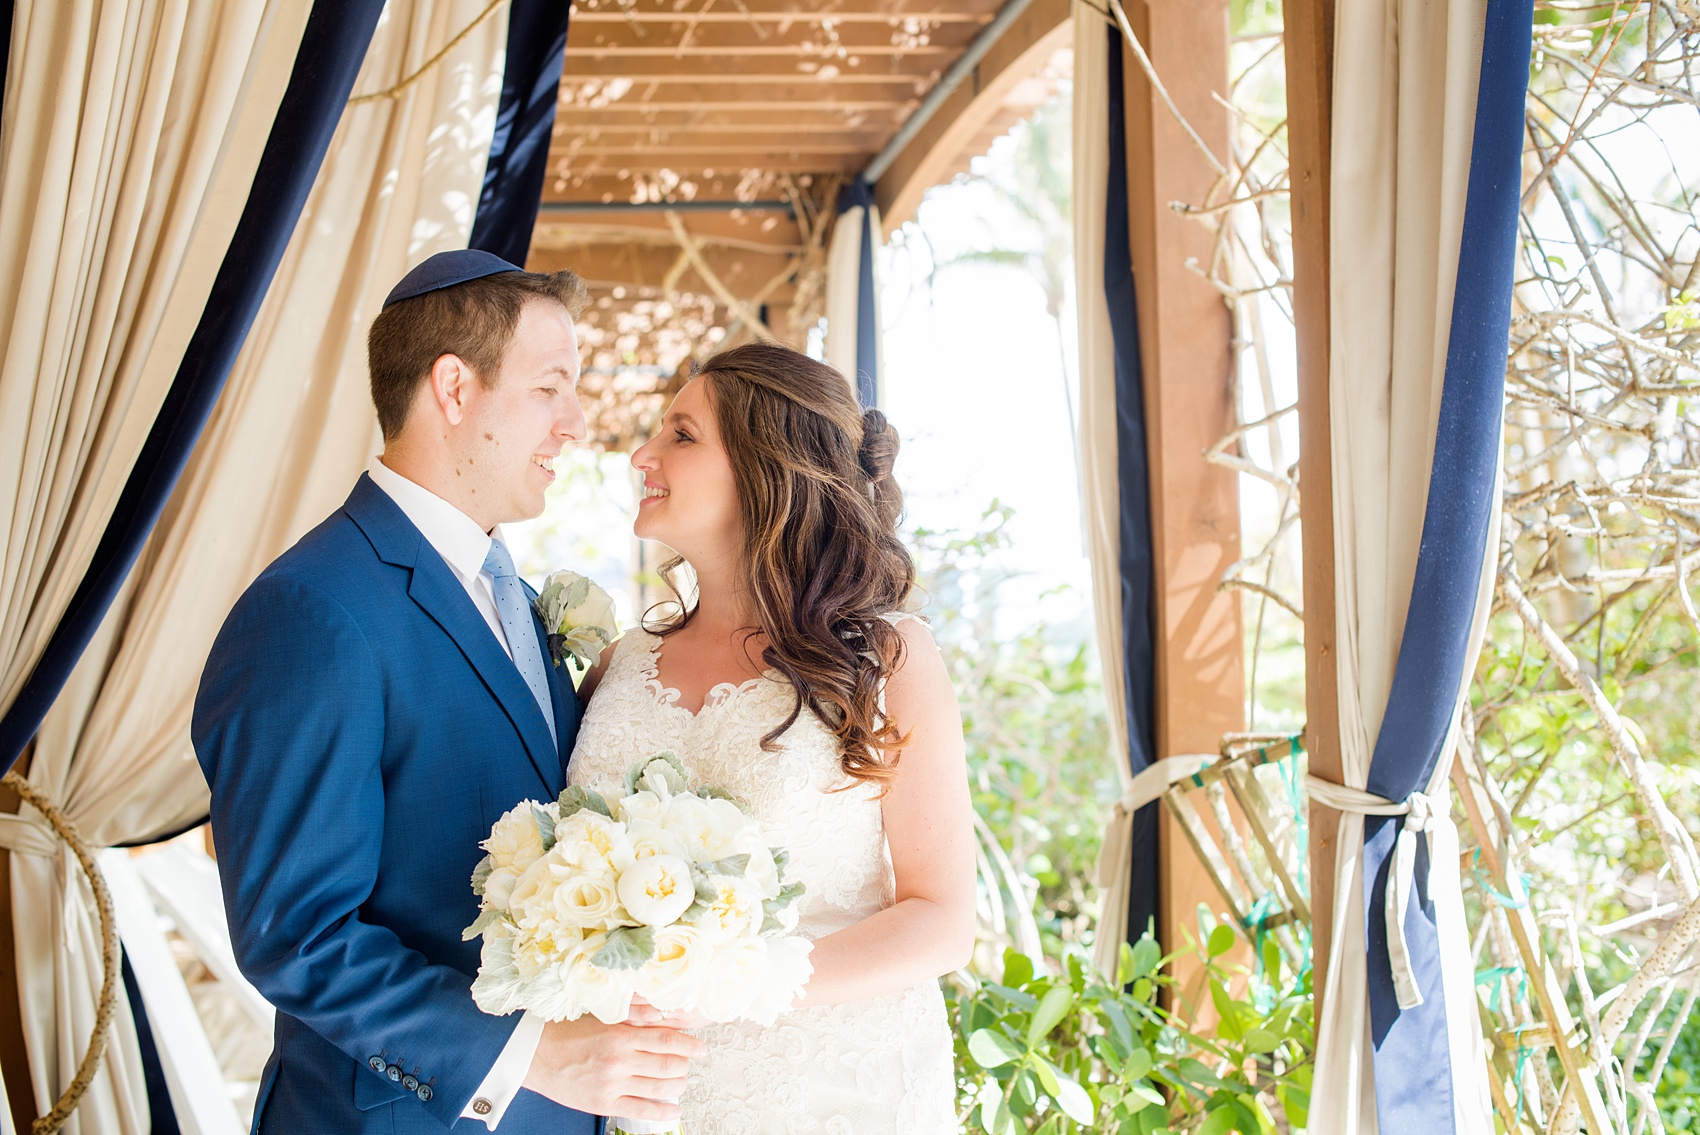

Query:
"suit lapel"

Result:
[[345, 475, 559, 797], [530, 601, 579, 787]]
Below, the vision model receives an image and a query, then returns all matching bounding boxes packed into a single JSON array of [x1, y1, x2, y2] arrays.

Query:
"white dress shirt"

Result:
[[366, 458, 545, 1129]]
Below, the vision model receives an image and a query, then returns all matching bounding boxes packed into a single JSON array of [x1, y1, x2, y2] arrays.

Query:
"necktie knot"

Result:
[[483, 541, 517, 581]]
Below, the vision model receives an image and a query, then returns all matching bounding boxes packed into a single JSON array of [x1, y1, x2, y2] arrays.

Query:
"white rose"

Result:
[[615, 854, 696, 927], [563, 933, 637, 1024], [634, 923, 714, 1010], [663, 794, 747, 862], [511, 922, 582, 981], [507, 856, 562, 929], [612, 818, 690, 873], [549, 870, 627, 930], [694, 937, 770, 1022], [483, 865, 523, 911], [483, 804, 548, 872], [616, 789, 667, 827], [690, 873, 763, 942]]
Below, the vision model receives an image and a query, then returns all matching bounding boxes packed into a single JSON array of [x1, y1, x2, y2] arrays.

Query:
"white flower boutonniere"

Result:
[[534, 570, 618, 671]]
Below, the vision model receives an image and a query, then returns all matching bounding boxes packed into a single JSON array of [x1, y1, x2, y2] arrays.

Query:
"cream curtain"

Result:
[[1308, 0, 1497, 1128], [824, 199, 882, 398], [1071, 1, 1141, 983], [0, 0, 314, 719], [5, 2, 512, 1129]]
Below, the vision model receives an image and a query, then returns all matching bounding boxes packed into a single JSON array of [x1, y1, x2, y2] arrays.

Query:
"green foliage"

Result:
[[949, 936, 1312, 1134]]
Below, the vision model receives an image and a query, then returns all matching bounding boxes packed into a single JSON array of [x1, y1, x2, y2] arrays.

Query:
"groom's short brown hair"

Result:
[[367, 267, 589, 440]]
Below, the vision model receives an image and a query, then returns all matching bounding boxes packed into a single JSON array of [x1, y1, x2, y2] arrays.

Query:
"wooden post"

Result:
[[1115, 0, 1245, 972], [1282, 0, 1339, 1018]]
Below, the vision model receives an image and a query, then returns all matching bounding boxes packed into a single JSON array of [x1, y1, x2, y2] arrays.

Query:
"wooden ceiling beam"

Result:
[[529, 242, 799, 306], [568, 0, 1003, 20], [559, 155, 864, 175], [561, 57, 943, 79], [569, 21, 981, 52], [540, 171, 822, 202], [535, 212, 804, 255], [559, 100, 911, 113], [561, 116, 894, 133], [555, 79, 931, 104]]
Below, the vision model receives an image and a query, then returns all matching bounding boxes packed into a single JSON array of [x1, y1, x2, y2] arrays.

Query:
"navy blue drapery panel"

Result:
[[467, 0, 572, 265], [0, 0, 388, 772], [1105, 29, 1161, 947], [1360, 0, 1533, 1127], [836, 179, 880, 408]]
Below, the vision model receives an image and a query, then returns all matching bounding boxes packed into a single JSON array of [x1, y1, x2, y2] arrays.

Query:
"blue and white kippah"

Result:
[[381, 249, 524, 310]]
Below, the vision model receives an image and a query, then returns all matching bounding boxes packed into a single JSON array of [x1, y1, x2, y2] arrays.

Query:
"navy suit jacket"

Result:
[[193, 474, 598, 1133]]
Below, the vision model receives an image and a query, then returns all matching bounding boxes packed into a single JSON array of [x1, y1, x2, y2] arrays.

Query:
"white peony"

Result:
[[662, 793, 748, 862], [615, 854, 696, 927], [743, 935, 814, 1026], [634, 923, 714, 1010], [690, 873, 763, 941], [511, 921, 582, 981], [612, 818, 689, 873], [551, 810, 630, 874], [694, 937, 770, 1022], [483, 804, 548, 872]]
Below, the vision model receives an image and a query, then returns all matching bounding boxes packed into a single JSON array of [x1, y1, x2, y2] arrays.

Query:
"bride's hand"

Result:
[[627, 995, 712, 1031]]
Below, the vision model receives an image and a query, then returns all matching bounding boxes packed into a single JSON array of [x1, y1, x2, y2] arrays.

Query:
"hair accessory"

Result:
[[381, 249, 524, 310]]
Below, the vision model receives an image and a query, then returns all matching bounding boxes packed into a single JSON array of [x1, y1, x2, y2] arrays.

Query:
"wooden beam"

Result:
[[555, 154, 864, 175], [1116, 0, 1244, 964], [540, 171, 806, 203], [535, 210, 804, 252], [560, 101, 913, 115], [1282, 0, 1338, 1020], [561, 57, 944, 80], [568, 20, 982, 53], [871, 0, 1070, 230], [527, 242, 799, 307], [572, 4, 999, 22], [555, 80, 931, 105]]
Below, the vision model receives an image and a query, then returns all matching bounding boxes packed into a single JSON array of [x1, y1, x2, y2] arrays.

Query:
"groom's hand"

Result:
[[522, 1016, 705, 1119]]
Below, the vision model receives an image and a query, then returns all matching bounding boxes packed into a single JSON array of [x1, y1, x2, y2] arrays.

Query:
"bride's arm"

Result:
[[796, 617, 977, 1008]]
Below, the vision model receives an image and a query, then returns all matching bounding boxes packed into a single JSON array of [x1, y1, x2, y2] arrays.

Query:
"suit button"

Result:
[[402, 1074, 419, 1092], [386, 1063, 402, 1082], [472, 1098, 493, 1116], [417, 1084, 434, 1102], [368, 1056, 387, 1073]]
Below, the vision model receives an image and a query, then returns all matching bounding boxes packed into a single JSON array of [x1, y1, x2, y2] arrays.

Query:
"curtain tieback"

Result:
[[0, 810, 59, 856], [1305, 775, 1455, 1011]]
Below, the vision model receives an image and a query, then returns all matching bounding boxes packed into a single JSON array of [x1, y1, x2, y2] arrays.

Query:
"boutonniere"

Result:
[[534, 570, 619, 671]]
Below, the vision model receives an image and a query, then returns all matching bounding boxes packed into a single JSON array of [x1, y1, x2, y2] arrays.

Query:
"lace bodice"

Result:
[[568, 625, 957, 1134]]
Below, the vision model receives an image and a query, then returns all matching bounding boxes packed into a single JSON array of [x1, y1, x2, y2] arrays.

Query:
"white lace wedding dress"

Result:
[[568, 625, 959, 1134]]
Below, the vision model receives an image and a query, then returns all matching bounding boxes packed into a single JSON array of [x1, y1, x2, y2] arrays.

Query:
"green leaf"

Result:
[[470, 855, 494, 896], [557, 785, 611, 819], [1102, 1001, 1134, 1057], [975, 1079, 1004, 1132], [967, 1028, 1023, 1069], [1002, 949, 1034, 989], [1131, 936, 1161, 979], [562, 575, 591, 610], [532, 806, 558, 851], [1027, 984, 1074, 1047], [1242, 1027, 1280, 1054], [1122, 1046, 1153, 1080], [590, 925, 655, 970], [1197, 1106, 1237, 1135], [1126, 1081, 1165, 1108], [1277, 1085, 1309, 1128], [1209, 978, 1245, 1042], [1207, 923, 1236, 959], [706, 853, 751, 875], [1010, 1068, 1038, 1113], [460, 907, 504, 940]]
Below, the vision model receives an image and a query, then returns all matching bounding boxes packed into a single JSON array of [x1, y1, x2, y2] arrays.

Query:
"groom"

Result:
[[194, 251, 701, 1133]]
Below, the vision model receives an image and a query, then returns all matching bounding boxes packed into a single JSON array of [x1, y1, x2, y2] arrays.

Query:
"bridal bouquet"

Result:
[[463, 751, 813, 1029]]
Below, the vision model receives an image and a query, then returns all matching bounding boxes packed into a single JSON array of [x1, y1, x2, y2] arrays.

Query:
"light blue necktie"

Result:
[[482, 541, 557, 749]]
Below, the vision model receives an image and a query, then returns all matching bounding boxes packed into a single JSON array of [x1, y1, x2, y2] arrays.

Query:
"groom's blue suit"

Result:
[[193, 474, 599, 1133]]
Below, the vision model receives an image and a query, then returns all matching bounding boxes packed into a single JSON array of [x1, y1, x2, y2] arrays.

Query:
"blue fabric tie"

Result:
[[482, 541, 556, 749]]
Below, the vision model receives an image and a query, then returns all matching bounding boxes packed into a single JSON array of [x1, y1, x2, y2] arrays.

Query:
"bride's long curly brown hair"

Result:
[[651, 342, 915, 787]]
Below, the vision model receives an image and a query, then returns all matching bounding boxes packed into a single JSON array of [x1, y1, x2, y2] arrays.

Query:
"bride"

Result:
[[568, 342, 974, 1132]]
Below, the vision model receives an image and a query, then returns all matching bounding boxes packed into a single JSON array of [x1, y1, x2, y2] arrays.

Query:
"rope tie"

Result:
[[0, 772, 121, 1135], [346, 0, 506, 107], [1306, 775, 1453, 1011]]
